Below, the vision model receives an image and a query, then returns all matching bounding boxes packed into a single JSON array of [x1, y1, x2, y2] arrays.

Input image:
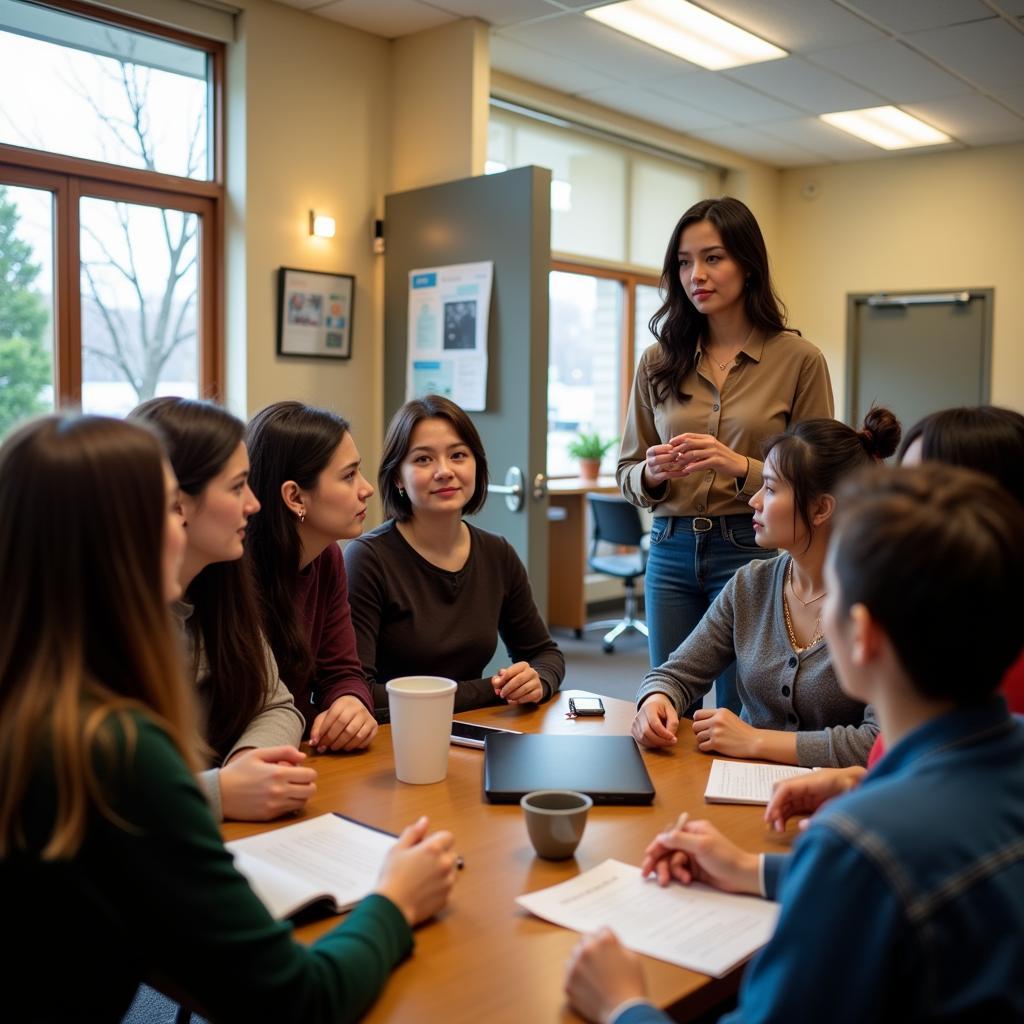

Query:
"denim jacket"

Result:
[[615, 699, 1024, 1024]]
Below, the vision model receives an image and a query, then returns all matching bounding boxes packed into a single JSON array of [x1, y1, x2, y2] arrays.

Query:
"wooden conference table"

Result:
[[222, 690, 796, 1023]]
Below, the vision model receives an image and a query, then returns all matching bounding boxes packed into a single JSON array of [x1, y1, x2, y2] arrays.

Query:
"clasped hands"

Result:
[[492, 661, 544, 704], [644, 432, 747, 487]]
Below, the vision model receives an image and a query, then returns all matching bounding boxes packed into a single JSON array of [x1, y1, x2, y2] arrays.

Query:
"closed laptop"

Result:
[[483, 734, 656, 805]]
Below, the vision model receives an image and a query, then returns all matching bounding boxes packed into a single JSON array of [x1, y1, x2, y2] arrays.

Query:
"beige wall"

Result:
[[776, 143, 1024, 416], [226, 0, 391, 479]]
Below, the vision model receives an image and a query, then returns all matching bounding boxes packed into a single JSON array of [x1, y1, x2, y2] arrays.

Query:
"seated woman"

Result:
[[632, 408, 900, 768], [344, 395, 564, 715], [566, 464, 1024, 1024], [0, 414, 456, 1023], [764, 403, 1024, 828], [246, 401, 378, 754], [131, 397, 311, 821]]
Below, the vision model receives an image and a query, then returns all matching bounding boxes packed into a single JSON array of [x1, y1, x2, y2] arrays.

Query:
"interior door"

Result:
[[846, 289, 992, 431], [383, 165, 552, 609]]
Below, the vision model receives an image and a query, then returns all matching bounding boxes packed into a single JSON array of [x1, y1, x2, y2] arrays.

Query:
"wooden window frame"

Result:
[[548, 259, 661, 479], [0, 0, 225, 406]]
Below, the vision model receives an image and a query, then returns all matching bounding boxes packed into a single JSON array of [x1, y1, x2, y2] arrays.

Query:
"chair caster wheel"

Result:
[[574, 628, 583, 639], [602, 641, 615, 654]]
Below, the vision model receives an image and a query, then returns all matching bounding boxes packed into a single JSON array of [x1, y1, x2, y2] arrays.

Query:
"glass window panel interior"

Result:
[[635, 283, 662, 369], [0, 181, 54, 437], [548, 271, 622, 477], [0, 0, 211, 179], [79, 195, 199, 416]]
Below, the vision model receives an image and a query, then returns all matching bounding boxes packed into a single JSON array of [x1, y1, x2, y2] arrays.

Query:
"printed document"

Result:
[[516, 859, 779, 977]]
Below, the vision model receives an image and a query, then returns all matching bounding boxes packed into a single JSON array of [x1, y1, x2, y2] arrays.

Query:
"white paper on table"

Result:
[[516, 858, 779, 978], [704, 759, 814, 805]]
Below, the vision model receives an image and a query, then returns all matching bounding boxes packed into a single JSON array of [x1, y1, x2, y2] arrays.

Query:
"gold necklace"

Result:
[[786, 559, 827, 606], [783, 561, 824, 653], [707, 326, 754, 372]]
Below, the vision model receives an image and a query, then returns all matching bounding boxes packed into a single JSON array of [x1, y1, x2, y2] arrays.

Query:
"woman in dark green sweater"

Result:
[[0, 414, 457, 1023]]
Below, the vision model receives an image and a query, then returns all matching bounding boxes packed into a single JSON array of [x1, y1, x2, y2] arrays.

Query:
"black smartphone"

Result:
[[569, 697, 606, 717], [450, 721, 522, 749]]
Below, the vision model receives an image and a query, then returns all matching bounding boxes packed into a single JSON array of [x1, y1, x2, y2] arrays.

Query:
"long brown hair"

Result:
[[131, 397, 270, 760], [648, 196, 794, 404], [0, 415, 200, 859], [246, 401, 350, 693]]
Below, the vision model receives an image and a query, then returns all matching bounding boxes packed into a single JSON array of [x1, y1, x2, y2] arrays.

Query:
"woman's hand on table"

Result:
[[764, 766, 866, 833], [492, 662, 544, 704], [631, 694, 679, 748], [641, 818, 761, 896], [691, 707, 760, 757], [376, 816, 458, 927], [219, 745, 317, 821], [565, 927, 648, 1024], [310, 695, 378, 753]]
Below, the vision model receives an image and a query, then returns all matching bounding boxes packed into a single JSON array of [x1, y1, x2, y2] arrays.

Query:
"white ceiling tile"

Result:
[[727, 56, 886, 114], [674, 0, 883, 52], [498, 13, 701, 82], [687, 123, 828, 165], [490, 36, 623, 94], [986, 82, 1024, 116], [653, 71, 802, 123], [993, 0, 1024, 11], [807, 40, 972, 103], [577, 84, 731, 132], [755, 116, 884, 159], [432, 0, 567, 28], [906, 18, 1024, 91], [843, 0, 991, 33], [314, 0, 455, 37], [903, 93, 1024, 144]]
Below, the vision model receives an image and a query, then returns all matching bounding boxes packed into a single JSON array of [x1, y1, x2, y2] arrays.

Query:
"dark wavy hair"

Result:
[[763, 406, 901, 549], [647, 196, 794, 404], [898, 405, 1024, 506], [378, 395, 489, 522], [130, 397, 270, 761], [833, 464, 1024, 702], [246, 401, 350, 697]]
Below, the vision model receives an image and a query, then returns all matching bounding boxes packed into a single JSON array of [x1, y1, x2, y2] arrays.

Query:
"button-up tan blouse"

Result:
[[618, 330, 834, 517]]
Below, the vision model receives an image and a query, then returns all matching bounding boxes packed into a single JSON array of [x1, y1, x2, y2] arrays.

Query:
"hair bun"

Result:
[[860, 406, 901, 460]]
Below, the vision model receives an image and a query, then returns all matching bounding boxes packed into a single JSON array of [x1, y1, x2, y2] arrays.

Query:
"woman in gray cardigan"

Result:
[[633, 408, 900, 768]]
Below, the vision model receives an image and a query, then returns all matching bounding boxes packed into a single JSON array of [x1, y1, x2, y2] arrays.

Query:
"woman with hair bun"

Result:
[[618, 196, 834, 718], [632, 407, 900, 768]]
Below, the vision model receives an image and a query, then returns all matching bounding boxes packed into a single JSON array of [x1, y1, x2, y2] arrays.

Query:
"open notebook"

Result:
[[225, 813, 396, 920]]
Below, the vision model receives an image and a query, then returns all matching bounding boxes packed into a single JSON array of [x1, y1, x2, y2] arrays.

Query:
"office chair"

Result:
[[584, 493, 649, 653]]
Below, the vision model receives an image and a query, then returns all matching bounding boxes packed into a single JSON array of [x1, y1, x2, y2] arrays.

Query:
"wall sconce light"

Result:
[[309, 210, 336, 238]]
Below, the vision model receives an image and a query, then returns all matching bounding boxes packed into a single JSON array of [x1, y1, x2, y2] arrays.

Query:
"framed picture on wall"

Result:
[[277, 267, 354, 359]]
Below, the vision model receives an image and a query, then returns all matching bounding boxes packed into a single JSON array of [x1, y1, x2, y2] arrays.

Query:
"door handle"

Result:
[[532, 473, 548, 502], [488, 466, 524, 512]]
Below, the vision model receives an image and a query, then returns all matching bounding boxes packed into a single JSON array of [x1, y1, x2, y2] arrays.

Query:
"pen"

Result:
[[673, 811, 689, 833]]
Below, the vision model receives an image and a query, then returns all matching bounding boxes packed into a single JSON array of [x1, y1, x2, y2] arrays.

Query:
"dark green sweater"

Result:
[[3, 713, 412, 1022]]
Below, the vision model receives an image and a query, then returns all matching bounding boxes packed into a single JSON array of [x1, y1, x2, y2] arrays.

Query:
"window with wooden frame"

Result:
[[0, 0, 223, 436]]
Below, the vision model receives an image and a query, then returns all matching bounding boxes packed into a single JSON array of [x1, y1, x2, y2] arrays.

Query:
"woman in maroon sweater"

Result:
[[246, 402, 378, 753]]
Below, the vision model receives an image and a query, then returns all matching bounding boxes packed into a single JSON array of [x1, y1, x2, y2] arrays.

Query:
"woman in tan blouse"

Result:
[[618, 196, 833, 716]]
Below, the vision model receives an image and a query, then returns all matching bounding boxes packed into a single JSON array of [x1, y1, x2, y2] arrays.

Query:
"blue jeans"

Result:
[[644, 514, 775, 716]]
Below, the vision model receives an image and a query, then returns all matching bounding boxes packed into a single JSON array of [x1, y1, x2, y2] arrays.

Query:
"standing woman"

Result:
[[0, 414, 456, 1022], [246, 401, 378, 754], [618, 196, 834, 715], [131, 397, 313, 822], [345, 395, 565, 715]]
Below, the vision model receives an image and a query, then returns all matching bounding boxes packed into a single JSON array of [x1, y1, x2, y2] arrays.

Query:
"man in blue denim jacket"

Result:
[[564, 464, 1024, 1024]]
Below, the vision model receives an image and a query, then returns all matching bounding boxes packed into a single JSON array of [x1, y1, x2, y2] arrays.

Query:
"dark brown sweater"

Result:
[[343, 521, 564, 714]]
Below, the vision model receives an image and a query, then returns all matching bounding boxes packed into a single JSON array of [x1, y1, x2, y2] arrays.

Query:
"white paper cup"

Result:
[[386, 676, 457, 784]]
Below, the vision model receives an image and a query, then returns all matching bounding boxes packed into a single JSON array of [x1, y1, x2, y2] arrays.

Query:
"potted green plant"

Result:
[[568, 431, 617, 482]]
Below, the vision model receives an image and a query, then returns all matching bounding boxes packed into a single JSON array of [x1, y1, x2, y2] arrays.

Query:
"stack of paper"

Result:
[[517, 859, 778, 978], [704, 759, 813, 805]]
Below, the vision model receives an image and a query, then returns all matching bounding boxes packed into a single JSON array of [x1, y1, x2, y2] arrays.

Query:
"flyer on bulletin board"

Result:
[[406, 260, 493, 411]]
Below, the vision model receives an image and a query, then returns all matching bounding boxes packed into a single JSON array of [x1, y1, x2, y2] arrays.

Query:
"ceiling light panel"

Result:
[[819, 106, 952, 149], [585, 0, 787, 70]]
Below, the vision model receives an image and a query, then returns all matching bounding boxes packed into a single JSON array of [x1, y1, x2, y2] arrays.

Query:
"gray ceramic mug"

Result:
[[520, 790, 593, 860]]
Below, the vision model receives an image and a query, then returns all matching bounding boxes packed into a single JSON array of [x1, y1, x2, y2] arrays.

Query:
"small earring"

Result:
[[297, 509, 306, 524], [397, 486, 405, 498]]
